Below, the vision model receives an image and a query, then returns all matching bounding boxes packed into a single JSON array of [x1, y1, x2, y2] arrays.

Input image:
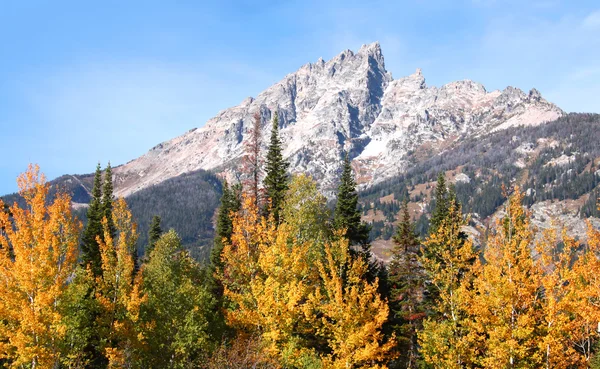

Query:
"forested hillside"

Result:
[[362, 113, 600, 244], [1, 168, 222, 261]]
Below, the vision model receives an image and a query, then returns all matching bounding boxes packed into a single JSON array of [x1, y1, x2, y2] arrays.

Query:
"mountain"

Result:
[[5, 42, 593, 262], [110, 42, 562, 199]]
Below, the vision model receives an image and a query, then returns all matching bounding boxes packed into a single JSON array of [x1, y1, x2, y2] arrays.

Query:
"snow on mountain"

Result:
[[112, 42, 563, 198]]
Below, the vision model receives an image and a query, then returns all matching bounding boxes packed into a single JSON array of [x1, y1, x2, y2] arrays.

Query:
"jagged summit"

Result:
[[111, 42, 564, 198]]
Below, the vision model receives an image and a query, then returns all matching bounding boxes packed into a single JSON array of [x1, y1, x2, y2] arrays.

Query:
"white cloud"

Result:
[[582, 9, 600, 30]]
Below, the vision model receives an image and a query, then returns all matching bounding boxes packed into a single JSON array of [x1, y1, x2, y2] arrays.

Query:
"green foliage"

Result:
[[333, 154, 371, 250], [139, 230, 220, 368], [102, 162, 116, 239], [60, 267, 102, 368], [125, 169, 222, 262], [81, 163, 104, 277], [429, 173, 448, 234], [388, 201, 425, 369], [264, 113, 289, 223], [147, 215, 163, 256]]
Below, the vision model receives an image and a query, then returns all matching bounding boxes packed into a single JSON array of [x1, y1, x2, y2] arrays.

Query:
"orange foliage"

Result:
[[0, 164, 81, 368]]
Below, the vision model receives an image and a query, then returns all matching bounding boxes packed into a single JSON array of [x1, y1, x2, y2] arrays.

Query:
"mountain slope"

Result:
[[111, 42, 562, 199]]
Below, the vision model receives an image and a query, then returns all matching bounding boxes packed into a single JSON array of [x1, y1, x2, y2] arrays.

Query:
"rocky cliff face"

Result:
[[112, 42, 563, 198]]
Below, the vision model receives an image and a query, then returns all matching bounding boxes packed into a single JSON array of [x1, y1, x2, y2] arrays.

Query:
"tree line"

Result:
[[1, 112, 600, 368]]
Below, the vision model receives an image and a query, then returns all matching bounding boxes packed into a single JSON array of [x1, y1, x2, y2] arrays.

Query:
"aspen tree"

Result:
[[0, 165, 80, 368]]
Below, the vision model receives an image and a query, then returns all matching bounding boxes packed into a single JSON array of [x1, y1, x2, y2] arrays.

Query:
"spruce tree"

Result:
[[81, 163, 104, 277], [388, 201, 425, 369], [211, 181, 241, 271], [264, 113, 289, 223], [333, 153, 370, 250], [429, 173, 448, 234], [147, 215, 162, 257], [102, 162, 116, 239], [79, 163, 108, 368]]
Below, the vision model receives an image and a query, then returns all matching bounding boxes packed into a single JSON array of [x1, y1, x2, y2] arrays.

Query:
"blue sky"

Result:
[[1, 0, 599, 195]]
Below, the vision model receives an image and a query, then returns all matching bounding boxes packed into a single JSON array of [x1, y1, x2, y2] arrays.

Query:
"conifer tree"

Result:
[[264, 113, 289, 223], [102, 162, 116, 239], [333, 153, 371, 252], [211, 181, 241, 271], [146, 215, 162, 256], [81, 163, 104, 276], [388, 201, 425, 369], [429, 173, 448, 234]]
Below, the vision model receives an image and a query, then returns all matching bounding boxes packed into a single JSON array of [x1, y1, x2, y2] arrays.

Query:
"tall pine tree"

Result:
[[333, 153, 370, 250], [102, 162, 116, 239], [81, 163, 104, 277], [388, 201, 425, 369], [429, 173, 448, 235], [147, 215, 162, 256], [263, 112, 289, 223]]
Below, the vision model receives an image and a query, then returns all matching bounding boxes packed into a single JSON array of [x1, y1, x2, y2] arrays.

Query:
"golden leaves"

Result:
[[0, 164, 81, 368]]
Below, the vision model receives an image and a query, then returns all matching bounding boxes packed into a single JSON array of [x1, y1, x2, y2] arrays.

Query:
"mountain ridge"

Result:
[[108, 41, 563, 199]]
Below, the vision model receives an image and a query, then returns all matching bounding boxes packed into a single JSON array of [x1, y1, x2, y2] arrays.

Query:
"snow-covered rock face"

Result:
[[112, 42, 564, 198]]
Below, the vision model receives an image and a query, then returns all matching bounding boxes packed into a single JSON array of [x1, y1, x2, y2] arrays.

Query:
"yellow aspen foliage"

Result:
[[222, 176, 395, 368], [418, 200, 475, 368], [95, 198, 144, 368], [306, 236, 396, 369], [469, 188, 543, 368], [0, 164, 81, 368], [222, 194, 318, 366], [568, 221, 600, 364]]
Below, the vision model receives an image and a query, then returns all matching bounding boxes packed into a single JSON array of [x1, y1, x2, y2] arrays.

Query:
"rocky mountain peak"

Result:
[[111, 42, 564, 199]]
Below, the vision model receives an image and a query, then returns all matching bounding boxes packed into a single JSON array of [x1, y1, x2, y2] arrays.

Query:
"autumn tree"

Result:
[[95, 198, 143, 367], [221, 192, 316, 366], [469, 188, 543, 368], [221, 175, 395, 367], [138, 230, 218, 368], [264, 113, 289, 224], [418, 197, 475, 368], [0, 165, 81, 368], [306, 235, 397, 369], [568, 219, 600, 364], [536, 228, 583, 369], [388, 201, 425, 369]]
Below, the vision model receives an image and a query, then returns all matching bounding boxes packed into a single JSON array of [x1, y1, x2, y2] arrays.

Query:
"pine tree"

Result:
[[146, 215, 162, 256], [333, 153, 371, 252], [211, 181, 241, 272], [81, 163, 104, 277], [102, 162, 116, 239], [429, 173, 448, 235], [263, 113, 289, 223], [388, 201, 425, 369]]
